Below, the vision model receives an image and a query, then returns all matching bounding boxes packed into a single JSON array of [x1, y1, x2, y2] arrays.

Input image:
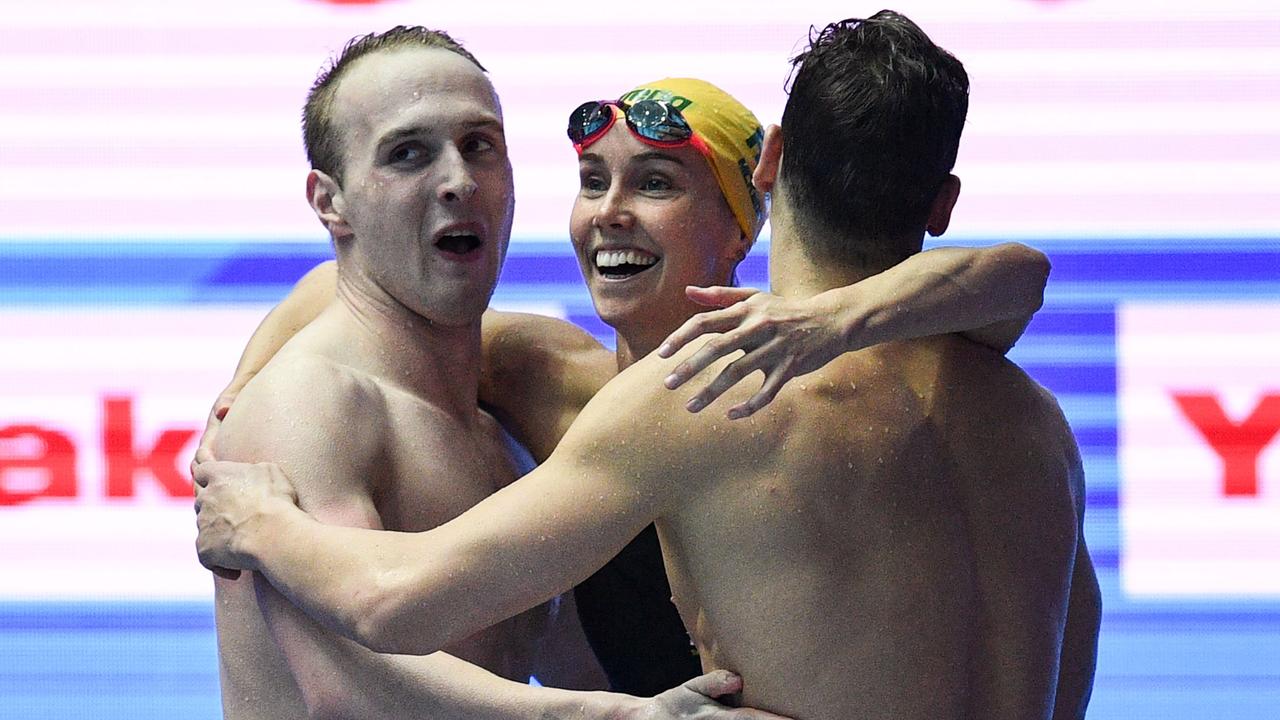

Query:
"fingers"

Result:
[[682, 669, 743, 698], [659, 306, 747, 362], [196, 536, 243, 581], [193, 446, 216, 467], [192, 462, 212, 489], [192, 399, 226, 477], [659, 287, 763, 360], [665, 325, 754, 390], [685, 285, 759, 308], [684, 349, 769, 413], [726, 362, 792, 420], [262, 462, 300, 504]]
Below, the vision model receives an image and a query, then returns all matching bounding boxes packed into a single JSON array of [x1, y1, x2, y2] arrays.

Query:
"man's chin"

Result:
[[413, 291, 495, 328]]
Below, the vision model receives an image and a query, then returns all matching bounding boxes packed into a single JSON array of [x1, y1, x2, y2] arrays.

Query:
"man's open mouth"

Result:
[[595, 249, 658, 280], [436, 233, 483, 255]]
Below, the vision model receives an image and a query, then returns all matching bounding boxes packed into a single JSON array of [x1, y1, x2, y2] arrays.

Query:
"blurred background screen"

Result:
[[1, 0, 1277, 717]]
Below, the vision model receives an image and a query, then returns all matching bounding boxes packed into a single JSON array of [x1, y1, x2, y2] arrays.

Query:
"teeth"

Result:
[[595, 250, 658, 269]]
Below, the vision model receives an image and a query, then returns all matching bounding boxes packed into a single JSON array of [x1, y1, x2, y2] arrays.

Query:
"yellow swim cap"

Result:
[[612, 78, 766, 242]]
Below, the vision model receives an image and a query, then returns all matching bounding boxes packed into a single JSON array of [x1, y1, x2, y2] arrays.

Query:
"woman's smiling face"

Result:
[[569, 123, 745, 345]]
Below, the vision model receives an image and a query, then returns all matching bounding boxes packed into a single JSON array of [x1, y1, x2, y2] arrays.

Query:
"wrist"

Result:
[[593, 690, 645, 720], [822, 287, 869, 353], [535, 689, 637, 720], [236, 496, 303, 571]]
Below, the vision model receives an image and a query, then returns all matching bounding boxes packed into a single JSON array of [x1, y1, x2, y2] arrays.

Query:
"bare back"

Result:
[[658, 335, 1088, 720], [213, 310, 538, 719]]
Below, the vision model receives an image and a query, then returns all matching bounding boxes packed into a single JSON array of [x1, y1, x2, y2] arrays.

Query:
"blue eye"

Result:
[[389, 143, 425, 165]]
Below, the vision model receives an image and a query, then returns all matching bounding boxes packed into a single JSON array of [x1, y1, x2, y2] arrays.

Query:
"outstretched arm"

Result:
[[659, 243, 1049, 418], [258, 586, 782, 720], [194, 446, 664, 657], [194, 351, 711, 658], [212, 356, 781, 720]]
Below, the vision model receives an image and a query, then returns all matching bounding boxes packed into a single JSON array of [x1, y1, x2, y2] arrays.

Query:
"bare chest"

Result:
[[372, 395, 522, 533]]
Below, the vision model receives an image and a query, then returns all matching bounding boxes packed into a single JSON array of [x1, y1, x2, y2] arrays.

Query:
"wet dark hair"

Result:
[[302, 26, 485, 186], [780, 10, 969, 266]]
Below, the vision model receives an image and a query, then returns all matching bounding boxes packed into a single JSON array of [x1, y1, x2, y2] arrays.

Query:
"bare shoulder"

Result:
[[214, 351, 388, 477], [480, 310, 616, 461], [482, 310, 614, 392], [925, 335, 1080, 519], [562, 339, 791, 474], [930, 335, 1071, 433]]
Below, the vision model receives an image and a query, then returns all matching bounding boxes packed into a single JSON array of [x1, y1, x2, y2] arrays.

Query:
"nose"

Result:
[[592, 184, 633, 231], [437, 145, 477, 203]]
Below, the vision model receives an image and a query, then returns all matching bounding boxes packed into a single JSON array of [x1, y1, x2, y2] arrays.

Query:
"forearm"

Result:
[[243, 501, 548, 657], [227, 260, 338, 389], [256, 579, 625, 720], [243, 504, 443, 653], [834, 243, 1048, 353]]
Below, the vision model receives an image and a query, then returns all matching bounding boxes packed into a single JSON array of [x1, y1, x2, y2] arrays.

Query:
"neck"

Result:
[[329, 270, 482, 422], [613, 325, 666, 371], [766, 205, 900, 300], [611, 270, 739, 371]]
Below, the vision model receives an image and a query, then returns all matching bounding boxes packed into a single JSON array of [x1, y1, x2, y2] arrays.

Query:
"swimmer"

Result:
[[202, 79, 1051, 710], [196, 16, 1085, 720], [203, 25, 792, 720]]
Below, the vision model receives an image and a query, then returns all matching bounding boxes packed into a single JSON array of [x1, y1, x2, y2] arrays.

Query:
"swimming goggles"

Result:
[[567, 99, 709, 156]]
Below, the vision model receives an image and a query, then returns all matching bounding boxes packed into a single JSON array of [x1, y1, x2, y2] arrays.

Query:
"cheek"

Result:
[[568, 198, 592, 249], [664, 208, 722, 277], [483, 166, 516, 206]]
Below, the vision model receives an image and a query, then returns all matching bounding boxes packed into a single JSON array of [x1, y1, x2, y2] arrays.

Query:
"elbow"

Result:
[[301, 687, 352, 720], [296, 667, 365, 720], [348, 572, 448, 656], [349, 589, 404, 655], [1000, 242, 1050, 313]]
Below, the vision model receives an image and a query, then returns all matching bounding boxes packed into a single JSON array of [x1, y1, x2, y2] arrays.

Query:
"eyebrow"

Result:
[[377, 118, 504, 148], [579, 150, 685, 166]]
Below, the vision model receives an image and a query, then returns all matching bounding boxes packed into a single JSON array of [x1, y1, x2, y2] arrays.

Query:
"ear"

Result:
[[725, 229, 753, 265], [306, 169, 352, 241], [752, 124, 783, 196], [925, 174, 961, 237]]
